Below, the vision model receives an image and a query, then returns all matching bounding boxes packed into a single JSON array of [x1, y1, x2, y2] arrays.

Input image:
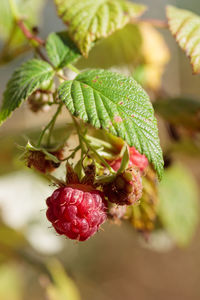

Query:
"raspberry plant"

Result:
[[0, 0, 199, 244]]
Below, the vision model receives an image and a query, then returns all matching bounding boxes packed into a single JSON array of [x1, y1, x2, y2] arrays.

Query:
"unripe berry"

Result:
[[27, 149, 63, 173], [28, 90, 54, 113], [104, 167, 143, 205]]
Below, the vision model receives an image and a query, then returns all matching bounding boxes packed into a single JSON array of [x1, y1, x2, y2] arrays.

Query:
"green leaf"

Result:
[[0, 59, 54, 125], [54, 0, 146, 56], [58, 69, 164, 178], [154, 97, 200, 131], [46, 32, 81, 69], [166, 5, 200, 74], [158, 164, 199, 246]]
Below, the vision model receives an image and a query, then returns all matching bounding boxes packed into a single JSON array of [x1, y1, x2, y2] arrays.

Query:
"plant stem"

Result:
[[57, 72, 68, 81], [132, 18, 168, 28], [45, 173, 66, 187], [16, 19, 45, 46], [81, 135, 115, 174], [47, 103, 63, 147], [61, 145, 81, 161], [72, 117, 85, 159], [35, 47, 50, 63], [72, 116, 115, 173], [37, 103, 63, 147], [67, 64, 80, 74]]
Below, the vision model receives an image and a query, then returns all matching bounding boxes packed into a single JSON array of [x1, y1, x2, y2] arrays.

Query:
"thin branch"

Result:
[[35, 47, 49, 62], [79, 133, 115, 174], [72, 117, 85, 160], [45, 173, 66, 187], [47, 103, 63, 146], [16, 19, 45, 45], [37, 103, 63, 147], [67, 64, 80, 74], [131, 18, 168, 29], [61, 145, 81, 161], [56, 73, 68, 81]]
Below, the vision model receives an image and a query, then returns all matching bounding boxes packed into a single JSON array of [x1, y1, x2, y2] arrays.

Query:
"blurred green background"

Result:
[[0, 0, 200, 299]]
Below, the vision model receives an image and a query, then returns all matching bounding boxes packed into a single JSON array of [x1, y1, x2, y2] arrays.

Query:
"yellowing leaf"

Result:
[[140, 23, 170, 66], [0, 264, 23, 300], [77, 23, 169, 90], [158, 164, 199, 246], [167, 5, 200, 74], [54, 0, 146, 56], [77, 24, 142, 70], [46, 260, 81, 300], [134, 23, 170, 90]]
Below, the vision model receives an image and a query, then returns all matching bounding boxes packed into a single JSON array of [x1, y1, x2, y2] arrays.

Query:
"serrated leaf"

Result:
[[0, 59, 54, 125], [158, 164, 199, 246], [58, 69, 163, 178], [167, 5, 200, 74], [154, 97, 200, 131], [54, 0, 146, 56], [46, 32, 81, 69]]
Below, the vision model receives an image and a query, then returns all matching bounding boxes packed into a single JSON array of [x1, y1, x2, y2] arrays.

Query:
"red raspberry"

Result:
[[110, 146, 148, 172], [46, 184, 107, 241], [129, 147, 148, 172]]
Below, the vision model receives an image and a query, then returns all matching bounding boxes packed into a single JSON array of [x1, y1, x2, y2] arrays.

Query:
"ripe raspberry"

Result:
[[129, 147, 148, 172], [104, 167, 143, 205], [46, 184, 107, 241], [109, 146, 148, 173]]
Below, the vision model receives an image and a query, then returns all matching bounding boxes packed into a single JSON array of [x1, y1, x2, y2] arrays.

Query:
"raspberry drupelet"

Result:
[[46, 184, 107, 241]]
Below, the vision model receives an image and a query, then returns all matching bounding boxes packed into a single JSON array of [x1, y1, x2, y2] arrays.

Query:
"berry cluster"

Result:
[[44, 144, 148, 241], [28, 90, 54, 113]]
